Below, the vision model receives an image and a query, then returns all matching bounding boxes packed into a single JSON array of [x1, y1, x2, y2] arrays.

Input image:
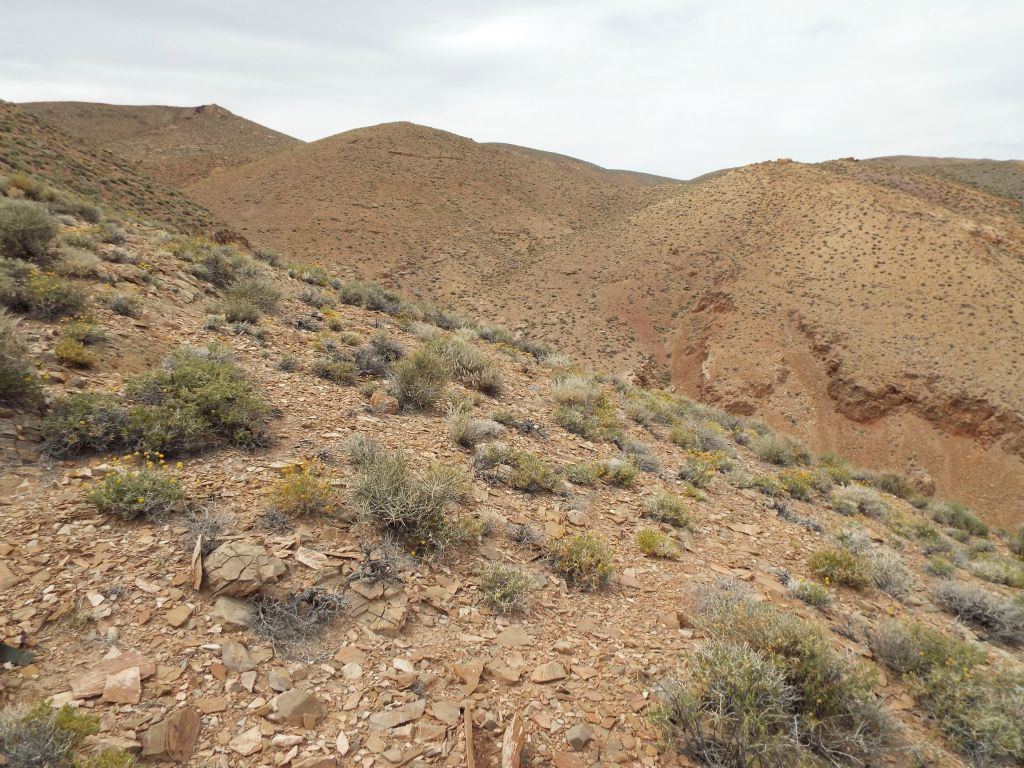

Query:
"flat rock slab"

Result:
[[204, 542, 286, 597], [72, 652, 156, 699], [369, 699, 426, 731], [140, 707, 201, 763], [101, 666, 141, 704]]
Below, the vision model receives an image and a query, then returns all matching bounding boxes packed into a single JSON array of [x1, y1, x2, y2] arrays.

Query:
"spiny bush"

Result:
[[548, 533, 614, 590], [809, 546, 872, 589], [927, 555, 956, 578], [0, 199, 58, 260], [653, 639, 799, 767], [226, 275, 280, 313], [564, 462, 601, 486], [787, 576, 830, 607], [478, 562, 533, 614], [869, 620, 1023, 766], [446, 408, 502, 447], [108, 293, 141, 318], [968, 556, 1024, 589], [643, 491, 692, 529], [310, 354, 357, 385], [349, 449, 469, 556], [61, 319, 105, 345], [934, 581, 1024, 646], [871, 471, 918, 500], [337, 279, 404, 313], [86, 468, 186, 520], [252, 587, 347, 661], [424, 336, 504, 395], [55, 246, 100, 278], [677, 451, 728, 488], [0, 309, 41, 406], [346, 434, 386, 468], [220, 297, 260, 324], [1009, 526, 1024, 558], [474, 443, 562, 493], [44, 346, 272, 457], [597, 457, 638, 488], [750, 432, 811, 467], [391, 346, 450, 410], [0, 702, 105, 768], [551, 373, 622, 442], [617, 437, 661, 473], [2, 268, 90, 321], [622, 387, 686, 426], [749, 472, 782, 497], [867, 547, 912, 600], [668, 423, 699, 450], [269, 463, 336, 517], [353, 332, 405, 378], [830, 485, 888, 517], [176, 239, 249, 287], [817, 452, 853, 485], [637, 529, 680, 559], [688, 586, 891, 764], [299, 287, 334, 309], [930, 500, 989, 538]]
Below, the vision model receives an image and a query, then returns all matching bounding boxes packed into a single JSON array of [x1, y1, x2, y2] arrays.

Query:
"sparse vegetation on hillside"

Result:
[[549, 533, 614, 591], [86, 467, 186, 520], [0, 308, 41, 406], [0, 198, 57, 260]]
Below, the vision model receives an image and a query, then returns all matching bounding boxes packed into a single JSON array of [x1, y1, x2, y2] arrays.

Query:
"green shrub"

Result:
[[424, 336, 504, 395], [817, 453, 853, 485], [551, 374, 622, 442], [750, 473, 782, 496], [44, 346, 271, 457], [178, 240, 249, 287], [867, 547, 912, 600], [653, 639, 798, 766], [226, 275, 280, 313], [270, 463, 336, 517], [221, 297, 260, 324], [108, 293, 142, 318], [0, 702, 101, 768], [55, 336, 96, 368], [927, 555, 956, 578], [277, 354, 302, 372], [86, 469, 186, 520], [598, 457, 638, 488], [677, 451, 728, 488], [869, 620, 984, 676], [55, 246, 100, 277], [353, 333, 405, 378], [478, 562, 533, 614], [968, 557, 1024, 589], [299, 287, 334, 309], [676, 587, 891, 765], [934, 582, 1024, 646], [808, 547, 871, 589], [787, 577, 830, 607], [750, 432, 811, 467], [0, 309, 41, 406], [931, 500, 989, 538], [310, 355, 357, 385], [669, 423, 699, 450], [392, 347, 450, 410], [549, 533, 614, 590], [871, 471, 917, 500], [0, 199, 57, 260], [5, 271, 90, 320], [564, 462, 601, 486], [830, 485, 888, 517], [777, 468, 814, 500], [637, 528, 680, 559], [643, 491, 692, 529], [350, 449, 469, 556], [446, 409, 502, 447]]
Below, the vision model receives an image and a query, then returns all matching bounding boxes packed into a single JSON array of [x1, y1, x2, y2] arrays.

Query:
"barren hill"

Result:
[[859, 155, 1024, 206], [0, 100, 219, 232], [186, 123, 1024, 527], [20, 101, 302, 186]]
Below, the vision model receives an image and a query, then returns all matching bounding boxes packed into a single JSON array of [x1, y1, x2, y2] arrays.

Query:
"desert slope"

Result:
[[0, 100, 219, 232], [20, 101, 302, 186], [186, 123, 1024, 525]]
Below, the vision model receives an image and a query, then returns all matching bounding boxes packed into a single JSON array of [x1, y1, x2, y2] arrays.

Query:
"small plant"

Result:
[[424, 336, 504, 395], [598, 457, 638, 488], [750, 473, 782, 496], [277, 354, 302, 372], [5, 271, 90, 320], [867, 547, 912, 600], [787, 576, 830, 607], [777, 468, 814, 500], [474, 443, 562, 493], [108, 293, 142, 318], [0, 199, 57, 260], [446, 409, 503, 447], [478, 562, 533, 614], [927, 555, 956, 578], [299, 287, 334, 308], [637, 528, 680, 559], [869, 620, 984, 676], [54, 336, 97, 368], [0, 702, 103, 768], [808, 546, 871, 589], [226, 275, 280, 313], [86, 468, 186, 520], [871, 471, 917, 500], [549, 533, 614, 590], [677, 451, 728, 488], [310, 355, 357, 385], [391, 346, 450, 410], [350, 449, 469, 556], [269, 463, 336, 517], [750, 432, 810, 467], [252, 587, 347, 661], [353, 333, 404, 378], [830, 485, 888, 517], [55, 246, 100, 277], [221, 297, 260, 324], [0, 309, 41, 406], [564, 462, 601, 486], [551, 373, 622, 442], [934, 581, 1024, 645], [930, 500, 989, 538], [643, 491, 692, 528]]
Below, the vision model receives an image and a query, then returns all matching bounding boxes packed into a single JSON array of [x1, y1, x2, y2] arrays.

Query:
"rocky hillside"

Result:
[[2, 173, 1024, 768], [0, 101, 220, 233], [183, 120, 1024, 527], [19, 102, 302, 187]]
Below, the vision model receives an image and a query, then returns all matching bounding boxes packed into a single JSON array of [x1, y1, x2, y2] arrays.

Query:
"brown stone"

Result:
[[274, 688, 327, 727], [228, 725, 263, 756], [203, 542, 286, 597], [101, 666, 141, 704], [71, 652, 156, 699], [140, 707, 201, 763], [530, 661, 567, 683], [369, 699, 426, 731]]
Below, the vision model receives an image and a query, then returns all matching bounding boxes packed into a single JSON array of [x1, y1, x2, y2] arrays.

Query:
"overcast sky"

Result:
[[2, 0, 1022, 178]]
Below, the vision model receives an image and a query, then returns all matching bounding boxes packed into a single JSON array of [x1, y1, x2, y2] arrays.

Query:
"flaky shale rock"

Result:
[[203, 541, 286, 596]]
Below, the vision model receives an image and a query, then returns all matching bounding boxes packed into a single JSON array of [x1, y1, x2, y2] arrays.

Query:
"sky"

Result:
[[2, 0, 1022, 179]]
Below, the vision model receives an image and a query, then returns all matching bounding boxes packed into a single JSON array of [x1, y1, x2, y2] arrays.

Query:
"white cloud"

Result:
[[1, 0, 1021, 177]]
